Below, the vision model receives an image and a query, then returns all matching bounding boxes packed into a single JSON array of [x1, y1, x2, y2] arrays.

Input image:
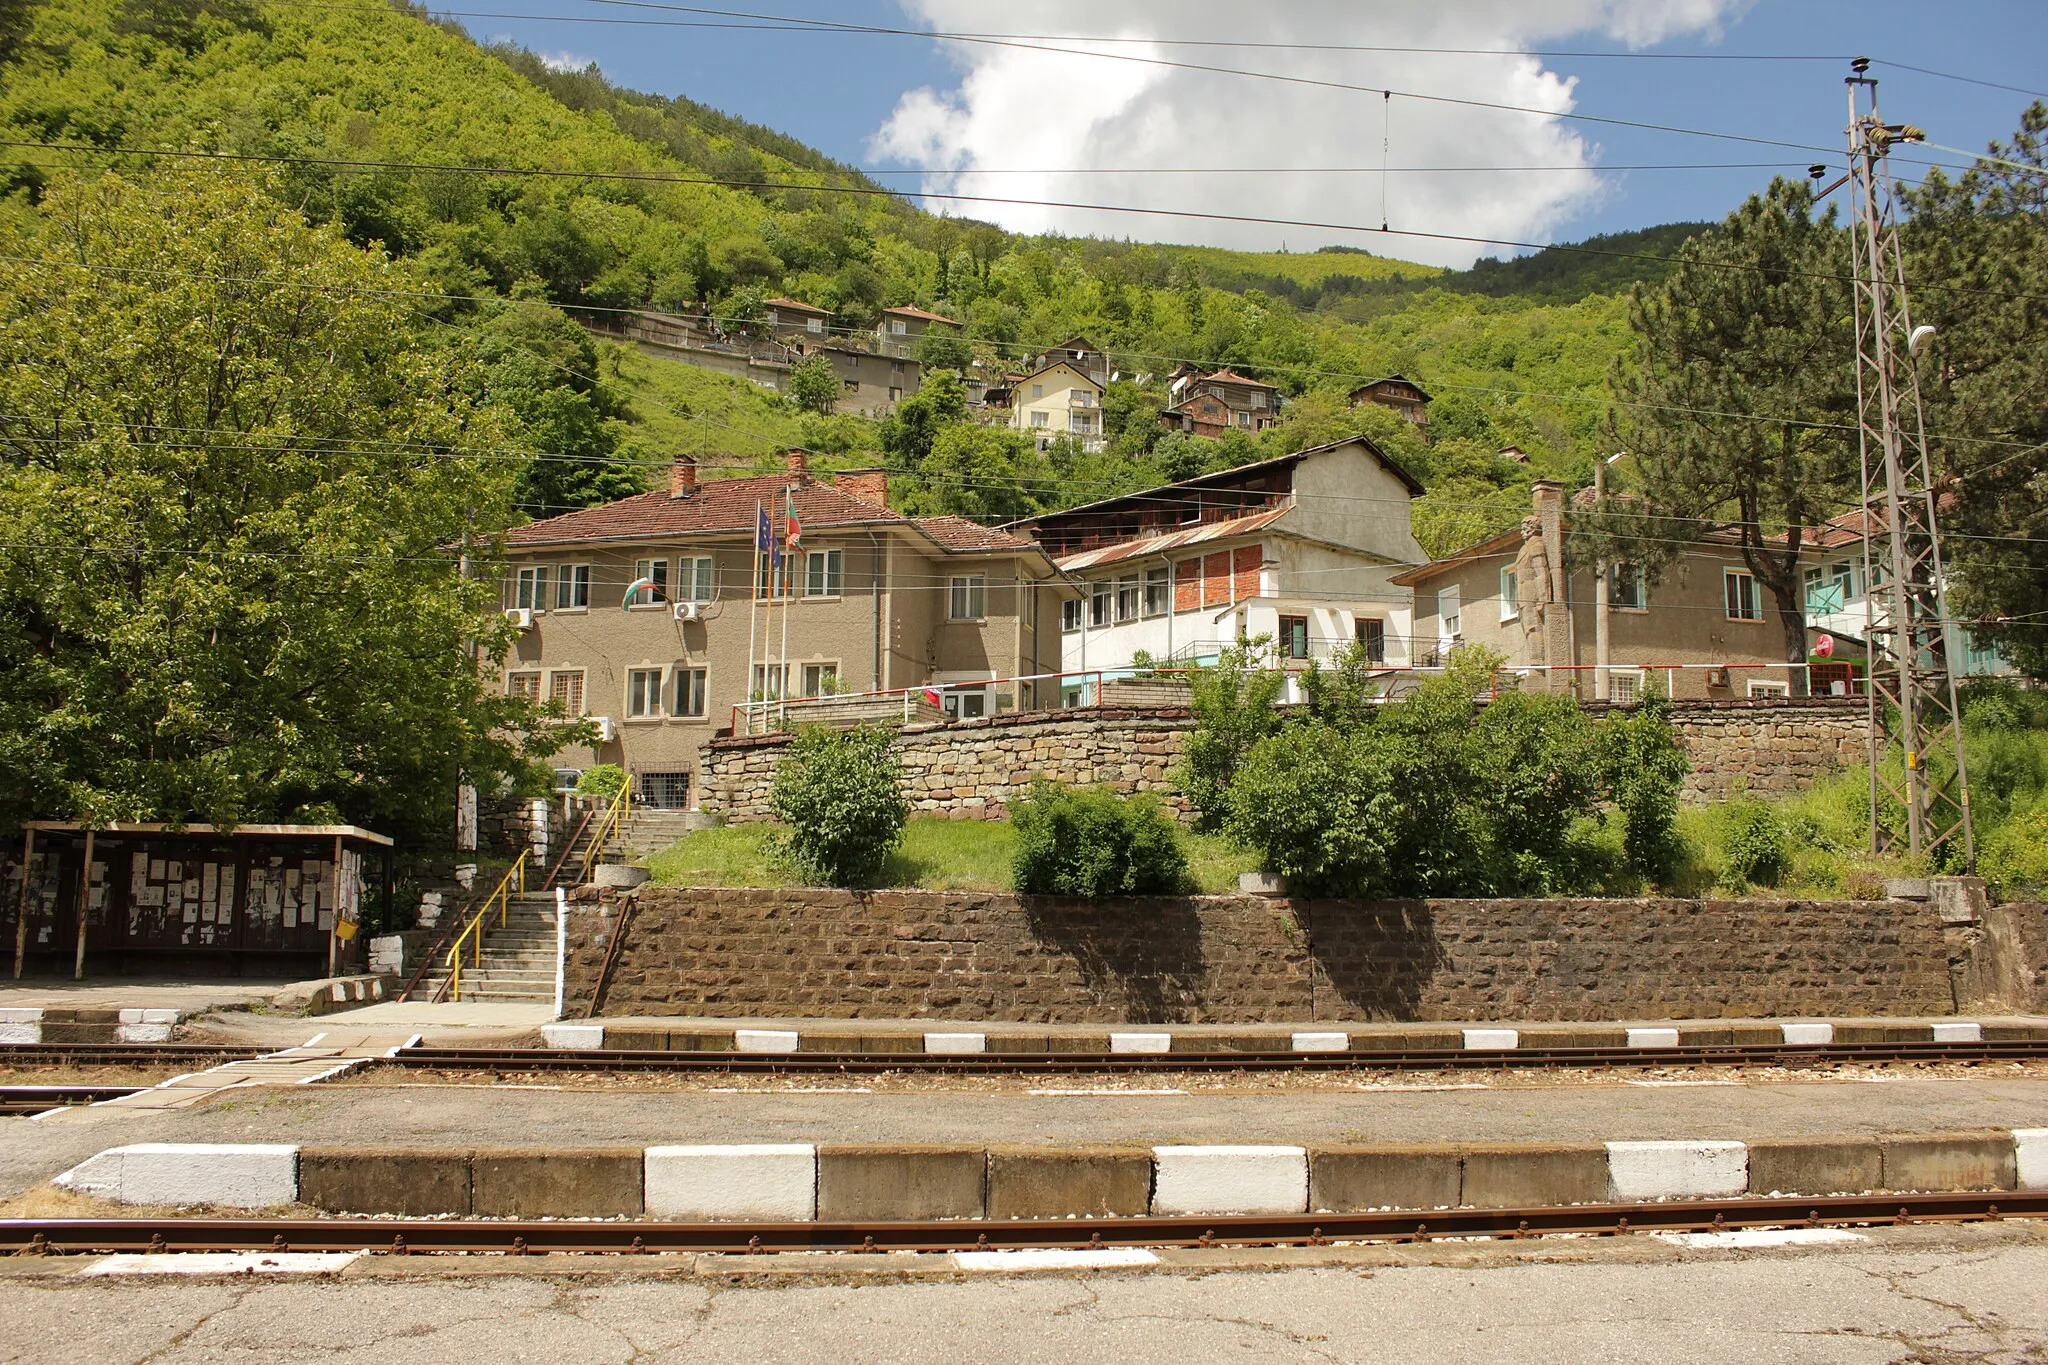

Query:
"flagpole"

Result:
[[780, 490, 793, 721], [748, 499, 761, 735]]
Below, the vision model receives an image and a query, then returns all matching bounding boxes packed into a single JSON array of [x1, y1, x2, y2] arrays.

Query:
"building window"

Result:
[[1030, 383, 1044, 400], [515, 566, 549, 613], [631, 558, 668, 605], [549, 669, 585, 716], [1747, 679, 1790, 699], [681, 556, 715, 602], [752, 664, 788, 700], [806, 317, 822, 334], [943, 688, 989, 720], [674, 668, 707, 718], [1089, 582, 1112, 627], [801, 663, 840, 696], [888, 387, 903, 403], [805, 549, 843, 598], [1609, 671, 1642, 706], [1061, 598, 1083, 632], [555, 564, 590, 610], [890, 319, 907, 335], [1725, 569, 1762, 621], [1029, 410, 1049, 428], [1499, 566, 1519, 622], [1115, 576, 1140, 622], [626, 668, 664, 718], [507, 671, 542, 702], [949, 576, 986, 621], [1610, 563, 1647, 611], [1439, 586, 1462, 639], [1144, 566, 1171, 617], [1356, 618, 1386, 663], [754, 557, 792, 600], [1279, 615, 1310, 660], [841, 379, 859, 393]]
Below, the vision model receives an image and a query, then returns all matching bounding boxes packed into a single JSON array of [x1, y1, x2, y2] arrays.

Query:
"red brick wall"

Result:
[[1232, 544, 1262, 601]]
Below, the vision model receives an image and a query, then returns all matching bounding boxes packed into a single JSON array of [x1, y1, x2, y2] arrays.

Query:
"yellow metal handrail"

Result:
[[446, 850, 527, 1002], [577, 779, 634, 884]]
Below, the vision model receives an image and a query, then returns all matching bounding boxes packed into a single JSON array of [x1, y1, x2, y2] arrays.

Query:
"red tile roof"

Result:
[[1201, 368, 1278, 390], [766, 297, 828, 314], [503, 473, 1037, 555]]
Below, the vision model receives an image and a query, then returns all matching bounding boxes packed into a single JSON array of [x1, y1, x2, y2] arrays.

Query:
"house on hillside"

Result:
[[1799, 511, 2016, 680], [1027, 336, 1111, 388], [1161, 367, 1283, 436], [798, 345, 922, 417], [499, 450, 1069, 808], [1348, 374, 1432, 437], [763, 297, 832, 341], [875, 305, 962, 359], [1391, 482, 1856, 702], [1007, 358, 1106, 451], [1009, 437, 1429, 700]]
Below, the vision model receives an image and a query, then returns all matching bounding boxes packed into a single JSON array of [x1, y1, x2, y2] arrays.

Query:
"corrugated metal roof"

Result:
[[1054, 506, 1291, 572]]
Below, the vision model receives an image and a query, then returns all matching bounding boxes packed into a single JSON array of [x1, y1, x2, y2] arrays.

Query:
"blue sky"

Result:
[[468, 0, 2048, 265]]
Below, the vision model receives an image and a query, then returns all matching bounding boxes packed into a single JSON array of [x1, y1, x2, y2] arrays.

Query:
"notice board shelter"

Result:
[[5, 823, 394, 980]]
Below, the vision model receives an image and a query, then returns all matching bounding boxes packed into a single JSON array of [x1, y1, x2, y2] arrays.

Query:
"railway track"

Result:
[[5, 1191, 2043, 1257], [0, 1043, 267, 1069], [380, 1039, 2048, 1076], [0, 1085, 148, 1116]]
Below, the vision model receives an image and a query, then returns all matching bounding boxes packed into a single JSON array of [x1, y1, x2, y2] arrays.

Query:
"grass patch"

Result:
[[646, 816, 1258, 893]]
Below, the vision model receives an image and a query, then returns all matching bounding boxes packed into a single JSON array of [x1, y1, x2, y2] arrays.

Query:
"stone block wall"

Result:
[[563, 886, 1962, 1023], [697, 700, 1867, 822]]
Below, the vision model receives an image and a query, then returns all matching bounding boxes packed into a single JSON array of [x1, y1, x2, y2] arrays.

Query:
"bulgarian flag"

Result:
[[784, 487, 803, 552]]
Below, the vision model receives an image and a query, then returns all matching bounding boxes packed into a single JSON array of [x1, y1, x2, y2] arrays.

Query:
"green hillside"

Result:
[[0, 0, 1684, 550]]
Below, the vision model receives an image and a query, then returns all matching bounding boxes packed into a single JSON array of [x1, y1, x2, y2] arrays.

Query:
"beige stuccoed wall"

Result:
[[696, 699, 1868, 821]]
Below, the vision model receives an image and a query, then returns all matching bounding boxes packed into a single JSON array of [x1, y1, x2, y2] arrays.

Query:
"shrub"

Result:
[[1983, 805, 2048, 898], [1011, 782, 1190, 899], [1175, 638, 1286, 829], [1224, 722, 1397, 897], [768, 724, 908, 888], [1722, 800, 1790, 887], [1598, 694, 1692, 883], [575, 763, 627, 801]]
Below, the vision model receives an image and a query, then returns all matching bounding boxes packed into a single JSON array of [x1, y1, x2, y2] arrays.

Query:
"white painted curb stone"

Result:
[[1780, 1023, 1834, 1045], [56, 1144, 299, 1208], [734, 1030, 800, 1054], [1626, 1028, 1682, 1048], [924, 1032, 987, 1055], [542, 1024, 605, 1050], [0, 1007, 41, 1045], [1463, 1029, 1519, 1050], [87, 1252, 361, 1277], [1606, 1140, 1748, 1200], [116, 1007, 179, 1042], [645, 1144, 816, 1220], [1109, 1032, 1172, 1055], [1931, 1022, 1982, 1043], [955, 1249, 1160, 1271], [1151, 1145, 1308, 1215], [1290, 1032, 1348, 1053], [2014, 1129, 2048, 1190]]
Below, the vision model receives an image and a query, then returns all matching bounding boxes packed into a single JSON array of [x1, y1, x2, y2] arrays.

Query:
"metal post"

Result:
[[12, 827, 33, 980], [72, 828, 93, 981], [1844, 62, 1974, 865]]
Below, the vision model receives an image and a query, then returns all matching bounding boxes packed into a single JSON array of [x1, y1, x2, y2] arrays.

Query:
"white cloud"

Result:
[[539, 50, 597, 73], [871, 0, 1753, 266]]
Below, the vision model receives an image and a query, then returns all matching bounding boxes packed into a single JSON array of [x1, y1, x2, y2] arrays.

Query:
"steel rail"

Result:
[[0, 1043, 268, 1067], [379, 1039, 2048, 1076], [5, 1192, 2044, 1257], [0, 1085, 147, 1115]]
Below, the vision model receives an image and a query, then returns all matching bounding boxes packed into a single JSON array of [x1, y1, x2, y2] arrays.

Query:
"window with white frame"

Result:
[[515, 565, 549, 612], [1090, 583, 1112, 628], [1030, 383, 1044, 400], [754, 556, 792, 599], [507, 671, 541, 702], [1115, 576, 1140, 622], [1747, 679, 1790, 698], [890, 319, 907, 335], [1356, 618, 1385, 663], [1439, 585, 1462, 639], [555, 564, 590, 610], [549, 669, 585, 715], [680, 556, 715, 602], [805, 549, 843, 598], [801, 662, 840, 696], [626, 668, 665, 718], [949, 575, 987, 621], [1499, 566, 1519, 622], [1608, 670, 1643, 706], [805, 316, 822, 334], [1144, 566, 1170, 617], [1610, 563, 1647, 611], [1029, 410, 1049, 428], [752, 664, 788, 700], [631, 558, 668, 605], [674, 668, 707, 718], [1725, 569, 1762, 621], [1061, 598, 1083, 632]]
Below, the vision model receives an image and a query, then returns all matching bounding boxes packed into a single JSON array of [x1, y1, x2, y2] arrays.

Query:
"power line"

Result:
[[7, 141, 2044, 305]]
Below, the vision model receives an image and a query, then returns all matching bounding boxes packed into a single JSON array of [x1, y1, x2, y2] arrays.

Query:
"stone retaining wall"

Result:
[[563, 887, 1973, 1023], [697, 700, 1866, 822]]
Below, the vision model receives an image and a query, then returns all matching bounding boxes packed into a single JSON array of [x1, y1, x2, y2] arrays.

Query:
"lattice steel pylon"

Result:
[[1844, 61, 1974, 866]]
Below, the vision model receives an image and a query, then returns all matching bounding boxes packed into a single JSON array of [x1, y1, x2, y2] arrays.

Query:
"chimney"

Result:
[[1530, 481, 1572, 696], [832, 468, 890, 510], [783, 447, 811, 482], [669, 453, 698, 498]]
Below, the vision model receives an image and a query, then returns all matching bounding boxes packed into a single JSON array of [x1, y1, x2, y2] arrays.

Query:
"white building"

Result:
[[1009, 438, 1429, 701], [1802, 512, 2014, 683]]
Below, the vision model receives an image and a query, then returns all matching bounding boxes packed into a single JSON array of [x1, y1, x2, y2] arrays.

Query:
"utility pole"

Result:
[[1842, 59, 1974, 866]]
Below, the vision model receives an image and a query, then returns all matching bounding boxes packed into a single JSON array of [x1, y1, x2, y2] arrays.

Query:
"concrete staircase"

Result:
[[620, 808, 701, 860], [412, 895, 559, 1002]]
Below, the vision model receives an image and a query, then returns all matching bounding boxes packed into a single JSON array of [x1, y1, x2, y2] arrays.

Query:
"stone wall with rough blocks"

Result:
[[563, 887, 1967, 1023], [696, 700, 1866, 822]]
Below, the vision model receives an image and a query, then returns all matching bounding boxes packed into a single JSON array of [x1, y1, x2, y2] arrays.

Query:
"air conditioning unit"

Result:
[[503, 607, 534, 630], [592, 716, 617, 744], [672, 601, 700, 622]]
